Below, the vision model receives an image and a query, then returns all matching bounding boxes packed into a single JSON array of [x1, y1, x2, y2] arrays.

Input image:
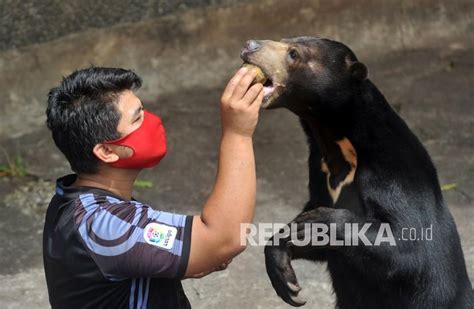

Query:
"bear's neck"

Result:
[[298, 80, 407, 162]]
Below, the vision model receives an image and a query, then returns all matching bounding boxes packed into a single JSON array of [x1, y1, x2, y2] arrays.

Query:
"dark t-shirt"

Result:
[[43, 174, 193, 308]]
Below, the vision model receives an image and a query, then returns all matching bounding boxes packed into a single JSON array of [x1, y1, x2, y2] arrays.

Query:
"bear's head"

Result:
[[240, 36, 368, 114]]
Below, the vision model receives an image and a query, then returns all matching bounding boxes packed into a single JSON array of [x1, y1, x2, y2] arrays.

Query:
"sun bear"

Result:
[[240, 37, 473, 308]]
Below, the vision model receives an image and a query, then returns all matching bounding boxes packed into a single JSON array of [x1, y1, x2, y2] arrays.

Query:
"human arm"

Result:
[[184, 67, 263, 276]]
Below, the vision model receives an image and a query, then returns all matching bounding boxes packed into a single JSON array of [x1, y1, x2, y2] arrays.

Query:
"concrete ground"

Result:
[[0, 31, 473, 308]]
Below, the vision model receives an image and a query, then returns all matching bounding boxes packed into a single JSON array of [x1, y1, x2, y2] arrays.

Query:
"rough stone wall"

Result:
[[0, 0, 473, 139], [0, 0, 248, 51]]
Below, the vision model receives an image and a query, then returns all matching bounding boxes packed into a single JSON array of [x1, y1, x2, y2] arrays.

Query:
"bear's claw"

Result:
[[265, 244, 306, 307]]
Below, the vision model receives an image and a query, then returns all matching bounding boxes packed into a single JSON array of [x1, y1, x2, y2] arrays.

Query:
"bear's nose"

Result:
[[240, 40, 262, 60], [245, 40, 261, 52]]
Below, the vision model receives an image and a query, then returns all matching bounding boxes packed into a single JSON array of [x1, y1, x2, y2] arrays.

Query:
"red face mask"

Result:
[[104, 110, 167, 169]]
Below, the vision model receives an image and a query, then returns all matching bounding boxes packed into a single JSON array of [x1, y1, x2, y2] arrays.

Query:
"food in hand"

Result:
[[241, 63, 268, 85]]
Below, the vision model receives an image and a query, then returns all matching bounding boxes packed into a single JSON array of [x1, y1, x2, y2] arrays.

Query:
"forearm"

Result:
[[185, 67, 262, 276], [201, 132, 256, 246]]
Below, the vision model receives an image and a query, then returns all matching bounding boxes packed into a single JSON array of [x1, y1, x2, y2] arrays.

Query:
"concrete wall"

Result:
[[0, 0, 473, 139], [0, 0, 247, 51]]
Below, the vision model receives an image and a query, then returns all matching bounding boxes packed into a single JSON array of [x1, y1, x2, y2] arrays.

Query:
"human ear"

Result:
[[92, 144, 120, 163]]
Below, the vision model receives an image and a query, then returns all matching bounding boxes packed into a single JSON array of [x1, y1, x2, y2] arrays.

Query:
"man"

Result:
[[43, 66, 263, 308]]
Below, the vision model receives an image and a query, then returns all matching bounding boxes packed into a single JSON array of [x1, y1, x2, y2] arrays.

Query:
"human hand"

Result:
[[188, 259, 233, 279], [220, 67, 264, 138]]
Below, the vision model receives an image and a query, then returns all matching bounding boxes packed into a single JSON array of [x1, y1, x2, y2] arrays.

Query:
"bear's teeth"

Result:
[[263, 85, 275, 97]]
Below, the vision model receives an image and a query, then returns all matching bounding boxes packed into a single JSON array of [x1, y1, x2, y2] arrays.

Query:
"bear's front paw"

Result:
[[264, 244, 306, 307]]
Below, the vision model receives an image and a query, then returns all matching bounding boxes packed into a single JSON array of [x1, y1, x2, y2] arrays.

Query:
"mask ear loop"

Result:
[[102, 125, 142, 163]]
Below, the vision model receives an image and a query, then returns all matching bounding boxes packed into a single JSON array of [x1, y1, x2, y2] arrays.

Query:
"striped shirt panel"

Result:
[[73, 193, 191, 280]]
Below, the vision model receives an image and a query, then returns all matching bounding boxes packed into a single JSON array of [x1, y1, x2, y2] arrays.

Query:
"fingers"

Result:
[[216, 258, 232, 271], [221, 67, 263, 108], [216, 263, 228, 271], [249, 85, 264, 110], [242, 83, 263, 106], [220, 67, 262, 137], [190, 270, 211, 278], [189, 261, 231, 278], [221, 67, 249, 103], [231, 69, 257, 100]]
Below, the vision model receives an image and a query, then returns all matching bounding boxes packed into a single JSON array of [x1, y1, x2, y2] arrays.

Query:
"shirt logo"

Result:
[[143, 223, 177, 250]]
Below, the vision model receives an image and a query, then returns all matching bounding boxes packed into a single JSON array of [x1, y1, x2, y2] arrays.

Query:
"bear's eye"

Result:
[[288, 49, 299, 61]]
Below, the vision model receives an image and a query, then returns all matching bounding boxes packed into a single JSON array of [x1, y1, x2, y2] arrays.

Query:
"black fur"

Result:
[[260, 37, 473, 308]]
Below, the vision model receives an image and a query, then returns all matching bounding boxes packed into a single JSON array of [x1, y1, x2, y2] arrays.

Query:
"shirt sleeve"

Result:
[[73, 193, 193, 280]]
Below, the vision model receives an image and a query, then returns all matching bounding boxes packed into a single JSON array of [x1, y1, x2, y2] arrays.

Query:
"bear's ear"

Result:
[[349, 62, 368, 81]]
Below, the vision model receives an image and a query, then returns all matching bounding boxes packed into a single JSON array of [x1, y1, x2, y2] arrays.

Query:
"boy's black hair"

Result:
[[46, 67, 142, 174]]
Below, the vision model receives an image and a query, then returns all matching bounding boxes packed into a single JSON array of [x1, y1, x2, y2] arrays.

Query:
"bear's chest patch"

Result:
[[320, 138, 357, 204]]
